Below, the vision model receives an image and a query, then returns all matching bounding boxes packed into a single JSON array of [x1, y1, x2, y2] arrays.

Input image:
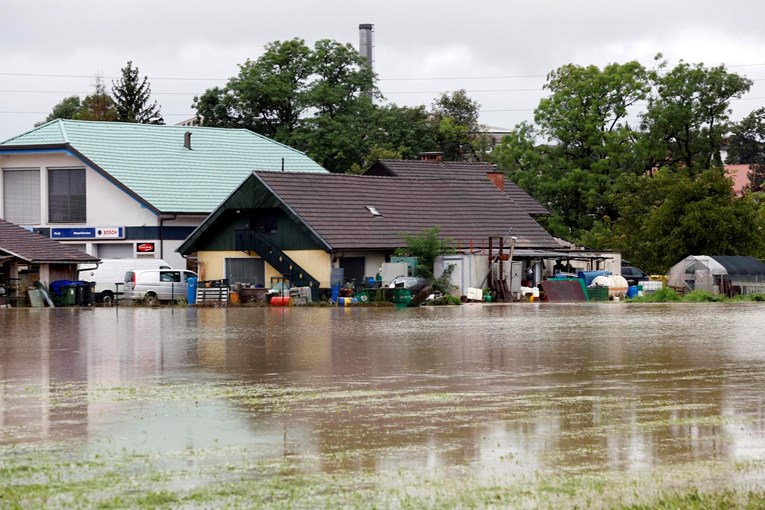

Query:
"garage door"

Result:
[[226, 258, 265, 286]]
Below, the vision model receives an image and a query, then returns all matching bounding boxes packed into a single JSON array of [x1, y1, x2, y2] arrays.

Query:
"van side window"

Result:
[[160, 271, 181, 282]]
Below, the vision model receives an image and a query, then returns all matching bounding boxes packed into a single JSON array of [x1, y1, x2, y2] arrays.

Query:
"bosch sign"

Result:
[[96, 227, 123, 239], [51, 227, 125, 239]]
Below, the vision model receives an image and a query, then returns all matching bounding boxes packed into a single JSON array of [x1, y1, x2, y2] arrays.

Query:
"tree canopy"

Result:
[[194, 40, 485, 172], [492, 56, 763, 269]]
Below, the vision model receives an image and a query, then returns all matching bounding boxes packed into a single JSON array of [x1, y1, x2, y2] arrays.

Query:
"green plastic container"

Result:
[[392, 288, 412, 306], [61, 285, 76, 306], [586, 285, 609, 301]]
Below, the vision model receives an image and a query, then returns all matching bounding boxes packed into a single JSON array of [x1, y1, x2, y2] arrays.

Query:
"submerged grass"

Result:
[[4, 377, 765, 509], [3, 449, 764, 509]]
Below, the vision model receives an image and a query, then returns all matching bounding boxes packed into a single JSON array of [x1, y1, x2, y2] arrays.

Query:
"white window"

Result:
[[3, 168, 41, 224]]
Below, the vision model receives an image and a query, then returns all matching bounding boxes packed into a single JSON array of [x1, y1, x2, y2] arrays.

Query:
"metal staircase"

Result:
[[235, 230, 321, 298]]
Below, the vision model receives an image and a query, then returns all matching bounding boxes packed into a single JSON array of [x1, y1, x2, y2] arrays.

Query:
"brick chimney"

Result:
[[418, 151, 443, 162], [486, 171, 505, 191]]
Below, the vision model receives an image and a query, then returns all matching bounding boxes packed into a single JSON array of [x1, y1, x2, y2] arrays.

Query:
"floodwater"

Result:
[[2, 303, 765, 507]]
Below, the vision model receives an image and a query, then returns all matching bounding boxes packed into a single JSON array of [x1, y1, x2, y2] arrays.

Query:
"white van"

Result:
[[123, 269, 198, 304], [78, 258, 171, 303]]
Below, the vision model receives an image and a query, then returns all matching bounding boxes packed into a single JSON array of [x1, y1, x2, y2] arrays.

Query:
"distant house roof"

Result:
[[0, 218, 99, 264], [0, 119, 327, 214], [180, 171, 559, 254], [725, 164, 750, 195], [365, 159, 550, 216]]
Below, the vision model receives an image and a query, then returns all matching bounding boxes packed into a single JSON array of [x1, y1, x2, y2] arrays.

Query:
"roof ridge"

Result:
[[57, 119, 69, 143]]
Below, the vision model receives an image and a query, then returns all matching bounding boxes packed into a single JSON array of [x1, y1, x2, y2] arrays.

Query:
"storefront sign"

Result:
[[136, 242, 155, 253], [51, 227, 125, 240]]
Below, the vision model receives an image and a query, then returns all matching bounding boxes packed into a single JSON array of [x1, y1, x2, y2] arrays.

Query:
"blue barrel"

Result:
[[627, 285, 638, 299], [187, 277, 198, 304], [577, 270, 612, 287]]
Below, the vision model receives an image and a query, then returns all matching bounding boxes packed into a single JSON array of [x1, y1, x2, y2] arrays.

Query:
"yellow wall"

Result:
[[284, 250, 332, 287], [196, 250, 331, 287]]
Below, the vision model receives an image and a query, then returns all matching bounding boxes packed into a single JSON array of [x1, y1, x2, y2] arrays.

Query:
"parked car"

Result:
[[620, 265, 649, 286], [123, 269, 197, 304], [78, 258, 171, 304]]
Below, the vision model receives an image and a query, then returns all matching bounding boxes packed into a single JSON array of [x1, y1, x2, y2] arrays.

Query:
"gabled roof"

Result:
[[181, 172, 559, 254], [0, 218, 99, 264], [0, 120, 327, 214], [365, 159, 550, 216]]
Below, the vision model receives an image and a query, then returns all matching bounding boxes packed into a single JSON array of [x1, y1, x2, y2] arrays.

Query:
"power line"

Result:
[[3, 79, 765, 97], [2, 62, 765, 82], [0, 72, 225, 81]]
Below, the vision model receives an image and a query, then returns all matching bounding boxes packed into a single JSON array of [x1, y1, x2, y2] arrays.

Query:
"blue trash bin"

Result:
[[187, 277, 198, 304]]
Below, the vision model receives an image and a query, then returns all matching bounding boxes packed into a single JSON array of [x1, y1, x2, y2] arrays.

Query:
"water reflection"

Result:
[[2, 303, 765, 478]]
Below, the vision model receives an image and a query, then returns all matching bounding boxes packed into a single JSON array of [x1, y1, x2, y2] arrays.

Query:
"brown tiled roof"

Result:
[[256, 172, 558, 250], [365, 159, 551, 216], [0, 218, 99, 264]]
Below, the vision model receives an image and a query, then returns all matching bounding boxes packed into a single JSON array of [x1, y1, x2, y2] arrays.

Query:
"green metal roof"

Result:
[[0, 120, 327, 213]]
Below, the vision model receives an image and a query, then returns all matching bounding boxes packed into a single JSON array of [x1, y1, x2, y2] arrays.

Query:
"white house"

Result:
[[0, 120, 327, 269]]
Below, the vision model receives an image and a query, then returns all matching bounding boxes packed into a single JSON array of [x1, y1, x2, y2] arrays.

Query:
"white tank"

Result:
[[590, 275, 628, 298]]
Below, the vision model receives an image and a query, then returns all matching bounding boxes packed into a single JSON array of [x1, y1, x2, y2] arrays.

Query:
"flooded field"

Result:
[[2, 303, 765, 508]]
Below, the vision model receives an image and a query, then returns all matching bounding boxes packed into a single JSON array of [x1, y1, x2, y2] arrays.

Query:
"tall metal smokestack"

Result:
[[359, 24, 375, 71]]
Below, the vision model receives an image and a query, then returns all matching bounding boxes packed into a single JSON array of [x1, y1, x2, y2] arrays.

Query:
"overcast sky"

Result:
[[2, 0, 765, 141]]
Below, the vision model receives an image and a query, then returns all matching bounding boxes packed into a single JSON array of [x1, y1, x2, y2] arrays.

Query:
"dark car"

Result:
[[620, 265, 649, 286]]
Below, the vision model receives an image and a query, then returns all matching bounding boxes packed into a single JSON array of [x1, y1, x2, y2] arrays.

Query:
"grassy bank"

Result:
[[630, 287, 765, 303]]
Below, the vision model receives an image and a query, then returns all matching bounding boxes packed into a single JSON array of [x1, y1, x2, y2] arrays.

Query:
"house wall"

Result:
[[334, 251, 387, 281], [0, 152, 198, 269], [196, 249, 332, 288], [284, 250, 332, 287]]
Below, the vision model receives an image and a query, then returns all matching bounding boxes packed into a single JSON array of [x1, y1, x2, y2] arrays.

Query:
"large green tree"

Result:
[[494, 57, 753, 244], [583, 168, 765, 272], [39, 96, 81, 125], [112, 61, 164, 124], [640, 56, 751, 173], [194, 38, 377, 172], [493, 61, 649, 237], [430, 89, 486, 161]]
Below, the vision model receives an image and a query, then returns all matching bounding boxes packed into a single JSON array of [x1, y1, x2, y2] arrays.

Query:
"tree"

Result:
[[38, 96, 81, 125], [493, 61, 650, 237], [370, 104, 438, 158], [38, 74, 117, 124], [430, 90, 484, 161], [112, 61, 164, 124], [493, 57, 753, 244], [587, 168, 765, 273], [78, 73, 117, 121], [195, 38, 378, 172], [394, 226, 455, 278], [641, 56, 751, 173], [727, 108, 765, 190]]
